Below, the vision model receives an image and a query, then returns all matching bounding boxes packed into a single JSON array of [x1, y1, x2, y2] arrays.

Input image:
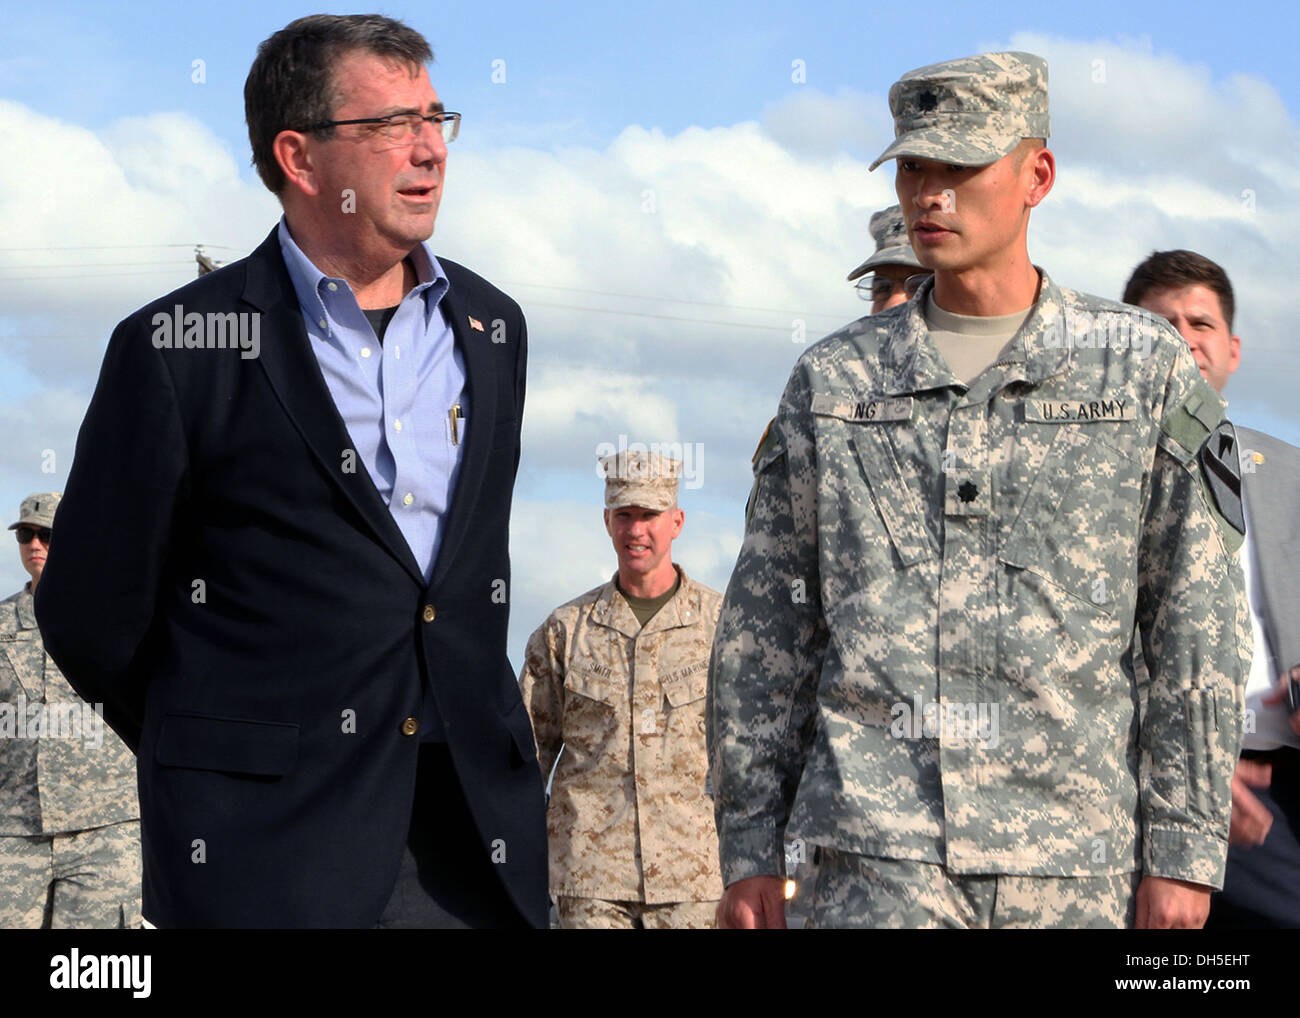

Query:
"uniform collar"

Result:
[[591, 564, 701, 638], [15, 584, 37, 630], [874, 268, 1073, 398]]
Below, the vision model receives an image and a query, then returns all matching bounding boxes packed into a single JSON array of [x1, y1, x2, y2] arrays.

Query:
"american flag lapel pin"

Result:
[[468, 315, 484, 332]]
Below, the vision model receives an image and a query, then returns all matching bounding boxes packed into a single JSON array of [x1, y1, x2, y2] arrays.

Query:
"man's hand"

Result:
[[716, 876, 787, 929], [1260, 665, 1300, 736], [1228, 759, 1273, 846], [1135, 875, 1211, 929]]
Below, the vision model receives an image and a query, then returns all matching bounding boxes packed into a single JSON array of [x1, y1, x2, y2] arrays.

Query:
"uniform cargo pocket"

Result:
[[1184, 688, 1230, 822]]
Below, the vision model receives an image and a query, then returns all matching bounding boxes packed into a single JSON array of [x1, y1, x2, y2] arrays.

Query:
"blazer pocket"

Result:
[[502, 698, 538, 767], [155, 712, 299, 778]]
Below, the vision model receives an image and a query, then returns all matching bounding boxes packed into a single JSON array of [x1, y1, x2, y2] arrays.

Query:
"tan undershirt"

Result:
[[617, 572, 681, 628], [925, 293, 1033, 385]]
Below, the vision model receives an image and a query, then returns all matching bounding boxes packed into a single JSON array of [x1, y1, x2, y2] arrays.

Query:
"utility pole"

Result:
[[195, 245, 221, 276]]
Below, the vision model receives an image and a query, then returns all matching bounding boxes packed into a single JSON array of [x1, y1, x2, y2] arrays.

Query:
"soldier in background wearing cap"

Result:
[[520, 450, 724, 927], [0, 493, 141, 927], [847, 204, 931, 314], [709, 52, 1249, 928]]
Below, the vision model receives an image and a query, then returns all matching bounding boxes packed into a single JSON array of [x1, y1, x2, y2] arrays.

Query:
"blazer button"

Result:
[[400, 717, 420, 736], [422, 605, 436, 623]]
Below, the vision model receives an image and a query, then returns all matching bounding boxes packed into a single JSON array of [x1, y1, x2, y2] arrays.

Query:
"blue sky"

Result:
[[6, 1, 1296, 159], [2, 1, 1297, 661]]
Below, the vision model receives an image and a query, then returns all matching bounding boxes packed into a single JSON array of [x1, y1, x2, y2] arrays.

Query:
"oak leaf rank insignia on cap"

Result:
[[869, 51, 1050, 171]]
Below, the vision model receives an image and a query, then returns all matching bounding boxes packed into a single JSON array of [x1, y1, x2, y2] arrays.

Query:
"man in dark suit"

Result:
[[1125, 249, 1300, 927], [35, 13, 547, 929]]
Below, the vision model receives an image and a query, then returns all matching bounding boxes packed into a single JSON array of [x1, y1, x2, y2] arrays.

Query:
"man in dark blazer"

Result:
[[1125, 249, 1300, 927], [35, 14, 547, 928]]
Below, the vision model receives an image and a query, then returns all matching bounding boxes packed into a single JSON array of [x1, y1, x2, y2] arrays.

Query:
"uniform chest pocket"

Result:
[[848, 429, 934, 568], [998, 425, 1144, 614], [817, 420, 935, 595], [563, 666, 622, 709], [661, 665, 709, 738], [661, 666, 708, 708]]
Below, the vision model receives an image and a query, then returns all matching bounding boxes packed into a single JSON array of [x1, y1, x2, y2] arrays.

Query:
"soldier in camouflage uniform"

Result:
[[521, 450, 724, 928], [847, 204, 930, 313], [0, 493, 141, 927], [708, 52, 1251, 929]]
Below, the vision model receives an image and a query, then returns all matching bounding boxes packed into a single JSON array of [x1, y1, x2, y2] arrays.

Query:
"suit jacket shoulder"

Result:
[[1236, 425, 1300, 673], [1237, 427, 1300, 472], [436, 257, 521, 313]]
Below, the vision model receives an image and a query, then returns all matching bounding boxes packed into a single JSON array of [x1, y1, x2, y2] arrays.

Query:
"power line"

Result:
[[525, 301, 800, 332], [0, 260, 196, 271], [0, 268, 195, 282], [0, 250, 856, 330], [500, 279, 846, 320], [0, 254, 849, 320], [0, 244, 242, 252]]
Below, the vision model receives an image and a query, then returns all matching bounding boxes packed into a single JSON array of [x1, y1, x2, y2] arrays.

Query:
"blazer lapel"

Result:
[[429, 284, 497, 591], [240, 229, 424, 585]]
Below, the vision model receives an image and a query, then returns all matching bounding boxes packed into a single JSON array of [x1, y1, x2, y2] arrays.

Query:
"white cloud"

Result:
[[0, 101, 278, 380], [759, 86, 894, 159]]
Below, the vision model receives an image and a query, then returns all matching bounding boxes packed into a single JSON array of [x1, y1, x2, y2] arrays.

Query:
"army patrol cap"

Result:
[[600, 450, 681, 511], [869, 51, 1050, 171], [847, 204, 925, 282], [8, 492, 61, 531]]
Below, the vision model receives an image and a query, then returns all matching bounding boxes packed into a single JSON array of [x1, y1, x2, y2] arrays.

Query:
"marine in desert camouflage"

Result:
[[521, 450, 724, 928]]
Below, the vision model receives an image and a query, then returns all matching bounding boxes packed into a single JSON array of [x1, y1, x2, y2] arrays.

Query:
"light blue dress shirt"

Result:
[[278, 219, 468, 742], [277, 218, 467, 584]]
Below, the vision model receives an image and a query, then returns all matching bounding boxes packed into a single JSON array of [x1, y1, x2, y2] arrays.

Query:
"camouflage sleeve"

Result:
[[1135, 345, 1250, 889], [708, 364, 829, 887], [519, 617, 565, 784]]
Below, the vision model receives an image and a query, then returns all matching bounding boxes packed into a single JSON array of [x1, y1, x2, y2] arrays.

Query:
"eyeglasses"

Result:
[[302, 111, 461, 145], [15, 526, 51, 545], [856, 272, 932, 304]]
